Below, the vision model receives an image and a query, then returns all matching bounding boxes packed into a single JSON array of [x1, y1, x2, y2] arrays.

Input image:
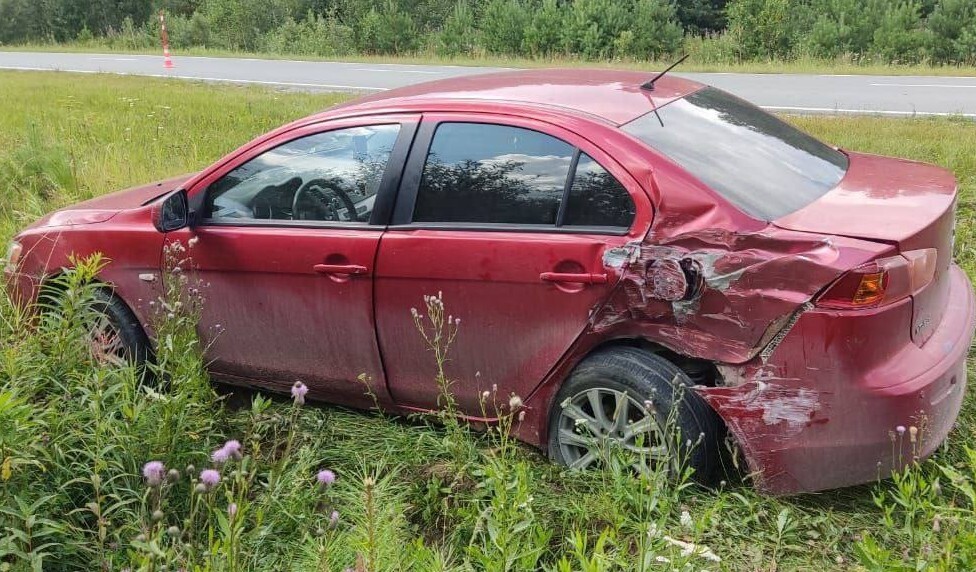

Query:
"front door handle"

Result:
[[540, 272, 608, 284], [313, 264, 368, 276]]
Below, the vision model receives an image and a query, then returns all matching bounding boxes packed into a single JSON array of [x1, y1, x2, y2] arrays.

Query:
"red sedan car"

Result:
[[5, 70, 974, 494]]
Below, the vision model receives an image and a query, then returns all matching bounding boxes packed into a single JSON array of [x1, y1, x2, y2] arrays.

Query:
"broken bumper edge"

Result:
[[698, 264, 975, 495]]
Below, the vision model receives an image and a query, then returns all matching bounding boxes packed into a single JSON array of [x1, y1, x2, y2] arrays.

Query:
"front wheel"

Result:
[[87, 289, 152, 369], [547, 347, 721, 484]]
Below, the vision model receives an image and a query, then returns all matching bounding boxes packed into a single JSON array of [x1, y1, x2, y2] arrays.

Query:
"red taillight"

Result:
[[816, 249, 937, 310]]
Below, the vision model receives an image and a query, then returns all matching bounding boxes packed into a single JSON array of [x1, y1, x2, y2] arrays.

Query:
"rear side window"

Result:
[[413, 123, 635, 229], [414, 123, 573, 225], [622, 87, 848, 220], [563, 153, 635, 227]]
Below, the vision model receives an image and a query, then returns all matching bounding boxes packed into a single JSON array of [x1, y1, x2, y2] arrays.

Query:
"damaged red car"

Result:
[[5, 69, 974, 494]]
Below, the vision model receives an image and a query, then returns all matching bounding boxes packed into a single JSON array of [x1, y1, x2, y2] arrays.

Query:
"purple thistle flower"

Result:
[[211, 447, 230, 465], [291, 381, 309, 405], [212, 439, 243, 464], [200, 469, 221, 490], [317, 469, 336, 487], [896, 425, 907, 435], [143, 461, 166, 487], [228, 503, 238, 519], [223, 440, 242, 460]]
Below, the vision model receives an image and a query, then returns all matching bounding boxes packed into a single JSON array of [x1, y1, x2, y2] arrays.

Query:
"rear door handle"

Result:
[[540, 272, 608, 284], [313, 264, 368, 276]]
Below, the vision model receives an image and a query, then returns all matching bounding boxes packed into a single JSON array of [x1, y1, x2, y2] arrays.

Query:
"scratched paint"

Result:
[[590, 226, 863, 365], [581, 217, 899, 493]]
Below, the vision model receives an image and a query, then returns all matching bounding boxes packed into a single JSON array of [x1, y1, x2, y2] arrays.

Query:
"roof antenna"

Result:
[[641, 53, 689, 91]]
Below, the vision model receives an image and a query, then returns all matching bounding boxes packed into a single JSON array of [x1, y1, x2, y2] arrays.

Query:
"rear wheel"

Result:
[[547, 347, 721, 484]]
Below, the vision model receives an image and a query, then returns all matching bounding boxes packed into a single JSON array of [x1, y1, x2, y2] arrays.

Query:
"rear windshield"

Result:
[[622, 87, 848, 220]]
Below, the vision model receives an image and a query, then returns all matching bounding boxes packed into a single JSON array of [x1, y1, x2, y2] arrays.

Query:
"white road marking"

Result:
[[0, 65, 388, 91], [870, 82, 976, 88], [352, 67, 442, 74], [89, 57, 138, 61], [765, 105, 976, 118]]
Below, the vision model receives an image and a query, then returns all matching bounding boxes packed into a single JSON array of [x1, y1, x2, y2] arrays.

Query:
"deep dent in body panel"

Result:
[[591, 228, 841, 491]]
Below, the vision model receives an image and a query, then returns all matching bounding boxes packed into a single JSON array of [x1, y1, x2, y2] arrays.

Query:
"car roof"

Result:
[[314, 68, 704, 126]]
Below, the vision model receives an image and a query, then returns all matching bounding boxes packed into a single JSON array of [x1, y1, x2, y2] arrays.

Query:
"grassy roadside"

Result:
[[0, 70, 974, 570], [6, 43, 976, 76]]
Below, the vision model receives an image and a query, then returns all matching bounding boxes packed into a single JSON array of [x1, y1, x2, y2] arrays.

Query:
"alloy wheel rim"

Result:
[[88, 315, 127, 367], [556, 387, 670, 471]]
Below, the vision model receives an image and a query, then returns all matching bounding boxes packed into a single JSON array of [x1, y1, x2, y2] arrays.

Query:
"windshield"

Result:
[[622, 87, 848, 220]]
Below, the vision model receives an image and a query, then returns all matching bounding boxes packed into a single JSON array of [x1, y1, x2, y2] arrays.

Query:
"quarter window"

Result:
[[563, 153, 635, 228], [413, 123, 574, 225], [206, 124, 400, 224]]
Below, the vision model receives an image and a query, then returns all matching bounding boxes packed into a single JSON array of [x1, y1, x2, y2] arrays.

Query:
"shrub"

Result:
[[102, 16, 156, 51], [725, 0, 799, 59], [562, 0, 631, 59], [617, 0, 683, 60], [524, 0, 564, 57], [262, 11, 355, 57], [185, 11, 212, 47], [801, 0, 885, 59], [677, 0, 729, 36], [437, 1, 477, 57], [926, 0, 976, 63], [355, 0, 419, 55], [479, 0, 530, 56], [199, 0, 289, 51], [872, 1, 927, 63], [683, 32, 740, 64]]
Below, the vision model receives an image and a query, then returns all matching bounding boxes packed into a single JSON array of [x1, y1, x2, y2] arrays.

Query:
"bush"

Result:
[[101, 16, 156, 51], [524, 0, 564, 57], [926, 0, 976, 63], [872, 1, 927, 63], [355, 0, 419, 55], [683, 32, 740, 64], [479, 0, 530, 56], [617, 0, 683, 60], [801, 0, 884, 59], [262, 12, 355, 57], [562, 0, 631, 59], [725, 0, 800, 59], [437, 1, 477, 57], [677, 0, 729, 36], [199, 0, 289, 51]]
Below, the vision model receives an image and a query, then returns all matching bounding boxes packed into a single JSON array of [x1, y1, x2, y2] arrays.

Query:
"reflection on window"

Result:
[[206, 124, 400, 224], [413, 123, 574, 225], [622, 87, 848, 220], [564, 153, 635, 228]]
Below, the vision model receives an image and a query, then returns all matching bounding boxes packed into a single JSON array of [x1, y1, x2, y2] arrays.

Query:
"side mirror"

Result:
[[153, 189, 191, 233]]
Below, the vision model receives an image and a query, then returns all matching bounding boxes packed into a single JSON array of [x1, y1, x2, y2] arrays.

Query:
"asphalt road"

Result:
[[3, 51, 976, 118]]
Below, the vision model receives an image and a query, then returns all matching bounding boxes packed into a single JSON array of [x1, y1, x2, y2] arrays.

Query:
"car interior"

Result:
[[207, 125, 398, 224]]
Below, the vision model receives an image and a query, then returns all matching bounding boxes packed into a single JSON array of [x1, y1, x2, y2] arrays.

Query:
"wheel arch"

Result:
[[585, 337, 722, 388]]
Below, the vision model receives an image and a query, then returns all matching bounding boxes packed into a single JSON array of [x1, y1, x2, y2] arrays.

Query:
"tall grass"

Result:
[[0, 70, 974, 570]]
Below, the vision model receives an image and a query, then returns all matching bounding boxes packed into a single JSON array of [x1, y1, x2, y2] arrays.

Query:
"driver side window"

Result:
[[205, 124, 400, 224]]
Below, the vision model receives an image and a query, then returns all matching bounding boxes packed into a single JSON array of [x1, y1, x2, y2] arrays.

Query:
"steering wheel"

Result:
[[291, 178, 360, 222]]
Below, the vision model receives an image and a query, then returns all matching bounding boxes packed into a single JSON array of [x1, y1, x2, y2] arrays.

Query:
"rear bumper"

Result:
[[699, 263, 975, 494]]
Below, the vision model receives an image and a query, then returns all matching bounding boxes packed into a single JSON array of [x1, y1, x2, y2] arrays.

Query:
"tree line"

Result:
[[1, 0, 975, 65]]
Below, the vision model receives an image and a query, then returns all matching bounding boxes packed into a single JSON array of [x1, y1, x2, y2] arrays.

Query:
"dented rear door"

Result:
[[374, 114, 652, 415]]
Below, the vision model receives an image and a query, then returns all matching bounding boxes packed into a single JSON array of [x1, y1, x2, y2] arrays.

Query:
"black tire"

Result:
[[547, 347, 721, 485], [89, 289, 153, 370]]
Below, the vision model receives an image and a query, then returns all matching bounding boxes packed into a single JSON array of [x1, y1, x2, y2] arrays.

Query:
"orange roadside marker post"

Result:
[[159, 10, 174, 69]]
